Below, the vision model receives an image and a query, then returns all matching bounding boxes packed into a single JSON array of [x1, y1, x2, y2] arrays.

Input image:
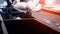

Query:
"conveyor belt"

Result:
[[31, 9, 60, 32]]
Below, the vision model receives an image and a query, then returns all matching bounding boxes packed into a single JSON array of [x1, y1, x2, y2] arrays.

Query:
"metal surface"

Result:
[[31, 9, 60, 32], [0, 10, 8, 34]]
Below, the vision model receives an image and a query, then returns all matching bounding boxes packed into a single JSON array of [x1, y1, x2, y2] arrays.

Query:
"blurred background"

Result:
[[0, 0, 60, 34]]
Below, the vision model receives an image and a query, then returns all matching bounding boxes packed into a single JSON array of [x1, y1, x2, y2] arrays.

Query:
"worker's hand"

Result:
[[27, 0, 42, 12], [12, 1, 27, 9]]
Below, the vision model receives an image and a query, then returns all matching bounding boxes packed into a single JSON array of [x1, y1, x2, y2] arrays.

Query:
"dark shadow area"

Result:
[[0, 21, 3, 34], [4, 19, 60, 34]]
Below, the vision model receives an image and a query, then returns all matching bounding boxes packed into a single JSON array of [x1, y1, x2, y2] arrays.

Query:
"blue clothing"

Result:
[[0, 0, 5, 4]]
